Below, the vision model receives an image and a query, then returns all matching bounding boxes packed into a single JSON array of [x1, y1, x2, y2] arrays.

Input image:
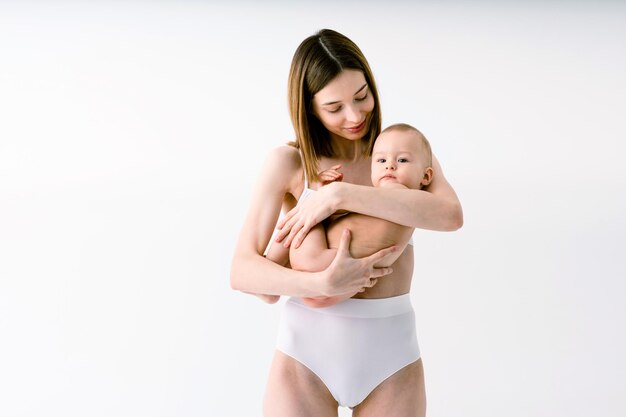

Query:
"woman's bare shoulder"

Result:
[[266, 144, 301, 169], [260, 144, 303, 193]]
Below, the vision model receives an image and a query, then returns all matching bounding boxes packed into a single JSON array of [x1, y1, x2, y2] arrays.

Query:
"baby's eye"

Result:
[[376, 158, 386, 163], [398, 158, 409, 163]]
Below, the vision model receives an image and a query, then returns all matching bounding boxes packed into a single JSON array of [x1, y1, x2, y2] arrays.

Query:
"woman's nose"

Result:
[[345, 105, 361, 123]]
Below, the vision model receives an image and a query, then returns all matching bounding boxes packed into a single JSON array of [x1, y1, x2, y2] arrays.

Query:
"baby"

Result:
[[262, 123, 433, 306]]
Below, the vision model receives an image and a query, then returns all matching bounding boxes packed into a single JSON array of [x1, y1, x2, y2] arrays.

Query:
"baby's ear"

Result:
[[421, 167, 434, 186]]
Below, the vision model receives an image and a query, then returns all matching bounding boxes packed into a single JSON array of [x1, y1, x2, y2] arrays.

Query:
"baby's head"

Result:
[[371, 123, 433, 190]]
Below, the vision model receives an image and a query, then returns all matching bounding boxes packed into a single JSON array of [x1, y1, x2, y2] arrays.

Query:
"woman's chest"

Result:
[[316, 158, 372, 187]]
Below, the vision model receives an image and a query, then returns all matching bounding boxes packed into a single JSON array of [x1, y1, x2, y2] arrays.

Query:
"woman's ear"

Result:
[[421, 167, 434, 186]]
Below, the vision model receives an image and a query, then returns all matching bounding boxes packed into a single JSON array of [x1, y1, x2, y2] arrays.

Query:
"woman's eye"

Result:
[[328, 107, 341, 113], [355, 93, 368, 102]]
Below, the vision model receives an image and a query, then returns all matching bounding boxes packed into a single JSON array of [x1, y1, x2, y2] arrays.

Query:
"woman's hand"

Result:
[[276, 179, 342, 249], [317, 228, 396, 297]]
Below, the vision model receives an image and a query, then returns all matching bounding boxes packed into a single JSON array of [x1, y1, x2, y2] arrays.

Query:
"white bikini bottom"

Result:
[[276, 294, 420, 408]]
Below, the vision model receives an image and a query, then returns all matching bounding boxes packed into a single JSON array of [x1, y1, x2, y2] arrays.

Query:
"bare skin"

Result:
[[352, 359, 426, 417], [230, 145, 397, 300], [264, 351, 339, 417], [265, 352, 425, 417], [233, 70, 462, 416], [263, 157, 427, 416], [284, 128, 434, 308]]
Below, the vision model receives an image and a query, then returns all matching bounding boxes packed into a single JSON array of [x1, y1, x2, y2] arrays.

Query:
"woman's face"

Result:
[[311, 69, 375, 141]]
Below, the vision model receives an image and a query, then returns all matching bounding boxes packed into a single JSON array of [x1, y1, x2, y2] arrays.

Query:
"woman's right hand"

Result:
[[275, 182, 340, 249], [317, 228, 397, 297]]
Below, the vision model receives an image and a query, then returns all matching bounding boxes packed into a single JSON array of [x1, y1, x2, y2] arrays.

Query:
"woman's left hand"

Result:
[[276, 182, 341, 249]]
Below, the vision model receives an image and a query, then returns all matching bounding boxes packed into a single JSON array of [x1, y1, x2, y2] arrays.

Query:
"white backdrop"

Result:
[[1, 1, 625, 416]]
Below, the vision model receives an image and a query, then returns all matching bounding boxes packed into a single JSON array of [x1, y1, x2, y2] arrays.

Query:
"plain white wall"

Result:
[[1, 1, 624, 416]]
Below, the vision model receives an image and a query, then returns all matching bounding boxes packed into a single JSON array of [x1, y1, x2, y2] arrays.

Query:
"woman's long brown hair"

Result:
[[287, 29, 382, 183]]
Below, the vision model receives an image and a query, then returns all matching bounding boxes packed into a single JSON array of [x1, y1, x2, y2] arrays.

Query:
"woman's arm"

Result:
[[247, 230, 291, 304], [230, 146, 397, 298], [276, 154, 463, 249], [336, 155, 463, 229]]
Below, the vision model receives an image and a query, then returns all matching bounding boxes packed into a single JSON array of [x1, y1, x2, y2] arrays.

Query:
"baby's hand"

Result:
[[318, 164, 343, 186]]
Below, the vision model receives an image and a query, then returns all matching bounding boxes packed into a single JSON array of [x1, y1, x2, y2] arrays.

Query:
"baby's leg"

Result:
[[289, 223, 354, 308], [289, 223, 337, 272]]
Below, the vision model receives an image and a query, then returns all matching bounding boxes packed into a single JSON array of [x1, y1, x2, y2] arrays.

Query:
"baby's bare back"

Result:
[[325, 213, 413, 267]]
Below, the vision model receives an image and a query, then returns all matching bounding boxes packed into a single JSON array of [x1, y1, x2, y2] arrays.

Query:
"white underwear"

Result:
[[276, 294, 420, 408]]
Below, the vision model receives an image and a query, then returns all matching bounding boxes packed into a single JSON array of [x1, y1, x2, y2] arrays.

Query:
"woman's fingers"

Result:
[[292, 227, 307, 249], [366, 244, 397, 264], [369, 266, 393, 278], [274, 221, 290, 243], [336, 228, 352, 256], [322, 230, 397, 296], [278, 208, 325, 248], [276, 207, 296, 233], [281, 225, 296, 247], [292, 220, 316, 249], [276, 207, 305, 244], [282, 221, 305, 248]]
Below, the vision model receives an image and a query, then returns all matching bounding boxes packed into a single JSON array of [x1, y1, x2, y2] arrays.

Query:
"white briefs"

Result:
[[276, 294, 420, 408]]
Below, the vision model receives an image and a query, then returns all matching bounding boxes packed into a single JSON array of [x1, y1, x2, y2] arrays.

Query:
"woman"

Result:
[[230, 29, 462, 416]]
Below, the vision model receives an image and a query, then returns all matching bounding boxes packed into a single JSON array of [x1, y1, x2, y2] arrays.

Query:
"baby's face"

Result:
[[371, 130, 429, 189]]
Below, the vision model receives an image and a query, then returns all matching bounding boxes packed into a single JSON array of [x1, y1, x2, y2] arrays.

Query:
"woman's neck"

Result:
[[329, 134, 364, 161]]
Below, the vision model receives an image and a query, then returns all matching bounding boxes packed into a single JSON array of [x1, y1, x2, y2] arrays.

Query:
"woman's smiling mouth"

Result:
[[344, 120, 366, 134]]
